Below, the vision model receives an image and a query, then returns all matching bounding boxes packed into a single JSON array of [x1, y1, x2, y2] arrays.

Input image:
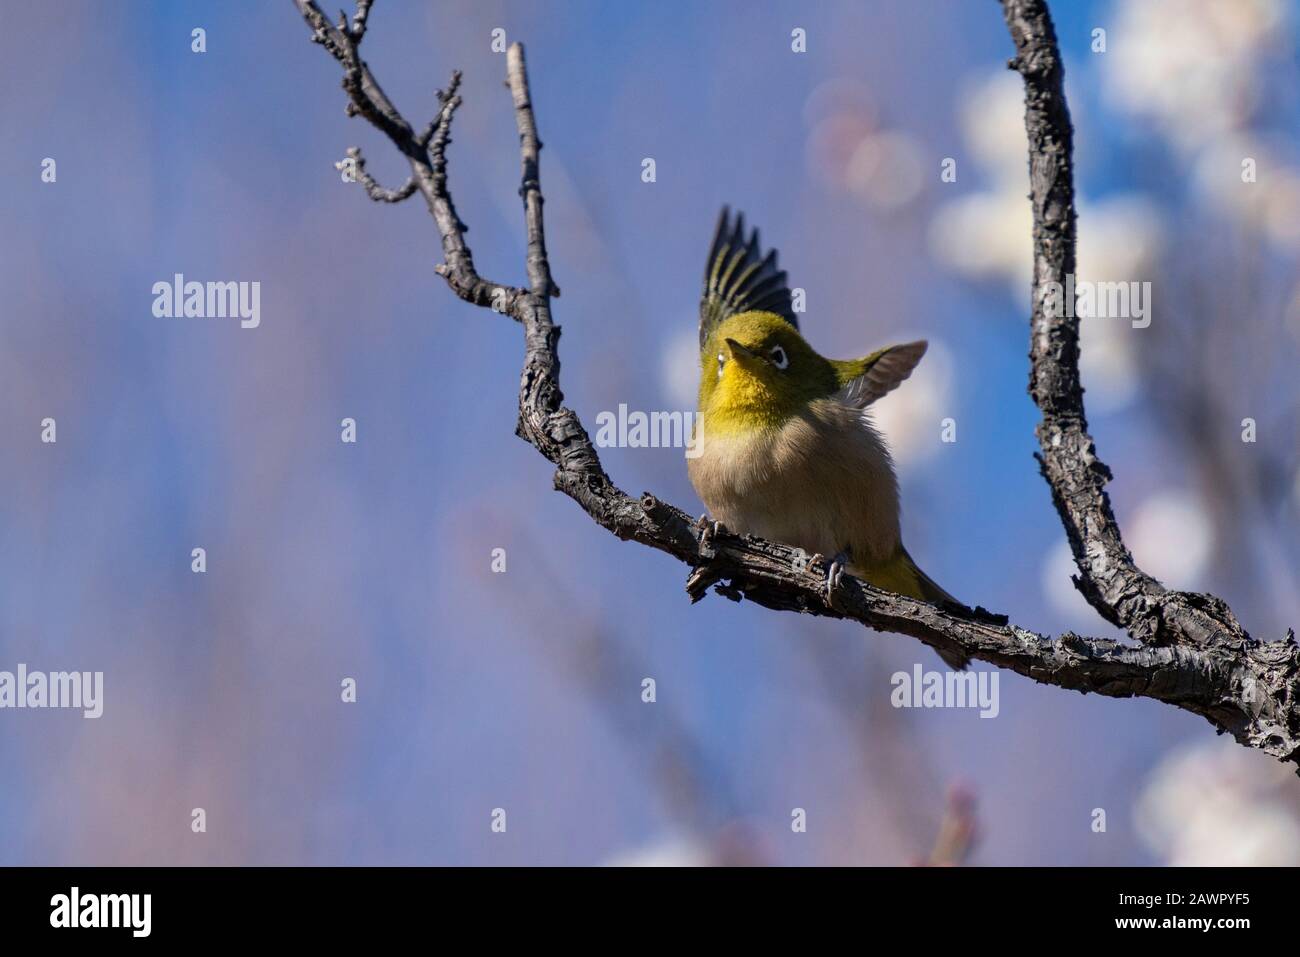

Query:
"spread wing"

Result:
[[698, 206, 797, 349], [835, 341, 928, 408]]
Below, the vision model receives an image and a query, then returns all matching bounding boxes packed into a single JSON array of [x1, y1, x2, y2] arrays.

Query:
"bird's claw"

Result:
[[824, 550, 851, 603], [696, 514, 725, 553], [825, 560, 843, 602]]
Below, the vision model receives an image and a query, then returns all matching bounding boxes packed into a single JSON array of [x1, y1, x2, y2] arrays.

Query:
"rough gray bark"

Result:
[[294, 0, 1300, 766]]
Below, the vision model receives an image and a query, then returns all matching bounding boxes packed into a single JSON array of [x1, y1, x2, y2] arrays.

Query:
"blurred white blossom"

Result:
[[1128, 489, 1214, 587], [929, 69, 1165, 411], [1136, 739, 1300, 866], [804, 78, 925, 212], [605, 822, 767, 866], [802, 77, 877, 131], [929, 189, 1031, 293], [1103, 0, 1288, 155], [605, 837, 710, 867], [959, 70, 1031, 184], [845, 131, 926, 210], [1078, 196, 1165, 412], [872, 337, 954, 470], [1105, 0, 1299, 250], [1192, 134, 1300, 250]]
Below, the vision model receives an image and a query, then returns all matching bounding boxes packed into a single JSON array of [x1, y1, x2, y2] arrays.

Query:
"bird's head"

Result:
[[699, 311, 838, 433]]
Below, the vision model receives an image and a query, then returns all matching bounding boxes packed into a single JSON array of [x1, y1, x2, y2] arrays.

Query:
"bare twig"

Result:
[[293, 0, 525, 312], [337, 147, 416, 202], [294, 0, 1300, 766], [350, 0, 372, 40]]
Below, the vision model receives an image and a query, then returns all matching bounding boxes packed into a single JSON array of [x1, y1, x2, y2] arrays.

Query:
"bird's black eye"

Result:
[[716, 351, 725, 377], [769, 345, 789, 370]]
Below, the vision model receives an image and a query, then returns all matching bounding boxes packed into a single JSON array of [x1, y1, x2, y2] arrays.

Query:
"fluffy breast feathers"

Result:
[[688, 397, 902, 565]]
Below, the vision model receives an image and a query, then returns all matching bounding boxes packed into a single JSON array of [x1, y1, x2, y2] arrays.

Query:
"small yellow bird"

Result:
[[688, 208, 968, 669]]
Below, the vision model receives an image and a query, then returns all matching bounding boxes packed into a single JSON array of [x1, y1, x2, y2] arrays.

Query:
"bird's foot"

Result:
[[824, 550, 852, 603], [695, 514, 726, 554]]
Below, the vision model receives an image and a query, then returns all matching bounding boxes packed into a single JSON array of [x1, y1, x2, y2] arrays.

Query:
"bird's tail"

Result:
[[900, 548, 971, 671]]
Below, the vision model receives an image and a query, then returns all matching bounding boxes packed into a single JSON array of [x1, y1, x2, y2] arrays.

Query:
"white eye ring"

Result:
[[769, 345, 789, 370], [717, 352, 725, 378]]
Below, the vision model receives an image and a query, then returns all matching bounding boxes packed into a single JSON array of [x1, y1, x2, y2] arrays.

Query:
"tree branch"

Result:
[[1001, 0, 1298, 759], [294, 0, 1300, 766], [1005, 0, 1252, 653], [338, 146, 416, 202]]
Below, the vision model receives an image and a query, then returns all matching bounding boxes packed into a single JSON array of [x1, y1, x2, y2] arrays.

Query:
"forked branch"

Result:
[[294, 0, 1300, 766]]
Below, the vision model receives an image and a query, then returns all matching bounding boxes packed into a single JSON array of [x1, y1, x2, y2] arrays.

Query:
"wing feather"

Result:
[[835, 341, 928, 408], [699, 206, 797, 348]]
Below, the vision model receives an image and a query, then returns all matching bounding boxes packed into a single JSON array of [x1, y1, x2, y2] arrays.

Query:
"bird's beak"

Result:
[[724, 338, 761, 366]]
